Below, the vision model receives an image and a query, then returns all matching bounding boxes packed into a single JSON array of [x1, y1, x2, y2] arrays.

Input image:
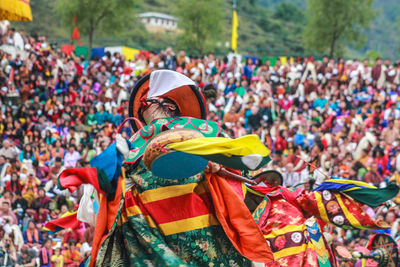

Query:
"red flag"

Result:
[[61, 45, 74, 56], [44, 211, 80, 232], [72, 26, 80, 40]]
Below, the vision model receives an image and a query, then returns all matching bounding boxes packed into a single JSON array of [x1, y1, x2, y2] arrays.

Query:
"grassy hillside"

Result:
[[9, 0, 400, 59], [258, 0, 400, 59]]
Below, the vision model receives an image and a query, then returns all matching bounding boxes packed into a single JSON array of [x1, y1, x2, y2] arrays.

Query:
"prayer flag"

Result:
[[280, 56, 287, 65], [231, 10, 238, 53], [122, 46, 140, 61]]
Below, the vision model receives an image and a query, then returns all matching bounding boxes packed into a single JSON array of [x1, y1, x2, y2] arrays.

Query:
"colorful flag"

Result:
[[280, 56, 287, 65], [231, 9, 238, 53], [44, 211, 79, 233], [71, 15, 80, 41], [72, 27, 80, 41], [122, 46, 140, 62], [314, 179, 399, 207]]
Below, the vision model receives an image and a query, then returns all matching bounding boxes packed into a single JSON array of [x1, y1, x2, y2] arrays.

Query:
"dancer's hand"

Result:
[[116, 133, 130, 159], [204, 162, 221, 174]]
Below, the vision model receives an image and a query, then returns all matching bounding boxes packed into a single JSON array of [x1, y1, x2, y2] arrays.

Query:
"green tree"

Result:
[[175, 0, 226, 55], [398, 16, 400, 54], [365, 50, 381, 63], [56, 0, 138, 58], [304, 0, 375, 58], [274, 2, 304, 23], [13, 0, 65, 38]]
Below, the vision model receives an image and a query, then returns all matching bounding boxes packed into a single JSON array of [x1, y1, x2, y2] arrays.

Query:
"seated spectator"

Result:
[[283, 163, 301, 187], [32, 160, 47, 182], [10, 223, 25, 251], [63, 239, 80, 267], [95, 105, 109, 126], [20, 172, 40, 206], [275, 130, 288, 151], [81, 143, 96, 163], [51, 246, 64, 267], [44, 176, 64, 198], [62, 228, 80, 245], [0, 201, 18, 225], [33, 207, 50, 225], [51, 140, 65, 160], [0, 235, 17, 266], [56, 198, 72, 215], [339, 152, 353, 178], [364, 163, 384, 186], [6, 172, 22, 193], [31, 189, 51, 210], [1, 190, 14, 204], [19, 144, 35, 164], [36, 143, 51, 166], [39, 238, 53, 267], [63, 145, 80, 168], [109, 107, 122, 126], [23, 221, 43, 248], [11, 191, 28, 222], [5, 158, 21, 179], [374, 147, 389, 175], [15, 245, 36, 267], [247, 106, 263, 133], [65, 127, 80, 146], [86, 108, 97, 127], [359, 148, 372, 167], [0, 140, 18, 160], [48, 157, 63, 181]]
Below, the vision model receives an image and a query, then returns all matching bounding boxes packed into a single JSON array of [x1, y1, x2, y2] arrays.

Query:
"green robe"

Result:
[[95, 117, 251, 266]]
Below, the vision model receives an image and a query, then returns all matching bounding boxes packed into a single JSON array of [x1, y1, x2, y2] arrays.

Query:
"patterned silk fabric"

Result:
[[125, 117, 223, 164], [94, 117, 254, 266], [55, 116, 273, 266], [250, 186, 388, 267], [95, 162, 251, 266]]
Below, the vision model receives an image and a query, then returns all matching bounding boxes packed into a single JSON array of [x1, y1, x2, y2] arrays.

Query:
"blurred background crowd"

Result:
[[1, 26, 400, 266]]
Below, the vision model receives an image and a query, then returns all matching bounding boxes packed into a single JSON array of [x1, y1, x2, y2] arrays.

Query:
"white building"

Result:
[[138, 12, 179, 33]]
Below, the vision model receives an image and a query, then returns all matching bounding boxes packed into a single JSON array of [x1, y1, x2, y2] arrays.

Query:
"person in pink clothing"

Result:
[[63, 145, 81, 168]]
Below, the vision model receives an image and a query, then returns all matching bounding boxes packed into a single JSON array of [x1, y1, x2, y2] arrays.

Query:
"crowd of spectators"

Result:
[[1, 25, 400, 266]]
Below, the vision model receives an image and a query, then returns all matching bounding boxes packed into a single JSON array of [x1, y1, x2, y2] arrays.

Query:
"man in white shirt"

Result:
[[384, 103, 400, 120], [64, 145, 81, 168], [0, 140, 18, 160], [283, 163, 300, 188]]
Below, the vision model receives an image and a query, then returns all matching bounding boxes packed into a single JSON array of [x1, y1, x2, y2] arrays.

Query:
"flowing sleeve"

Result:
[[46, 139, 131, 233], [58, 141, 129, 196]]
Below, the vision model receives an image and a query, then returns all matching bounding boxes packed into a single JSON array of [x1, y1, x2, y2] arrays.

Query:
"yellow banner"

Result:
[[122, 46, 140, 61], [231, 10, 238, 53], [280, 56, 287, 66]]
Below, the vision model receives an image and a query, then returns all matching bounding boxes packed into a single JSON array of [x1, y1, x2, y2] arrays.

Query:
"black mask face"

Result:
[[139, 98, 181, 124], [159, 98, 181, 117]]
